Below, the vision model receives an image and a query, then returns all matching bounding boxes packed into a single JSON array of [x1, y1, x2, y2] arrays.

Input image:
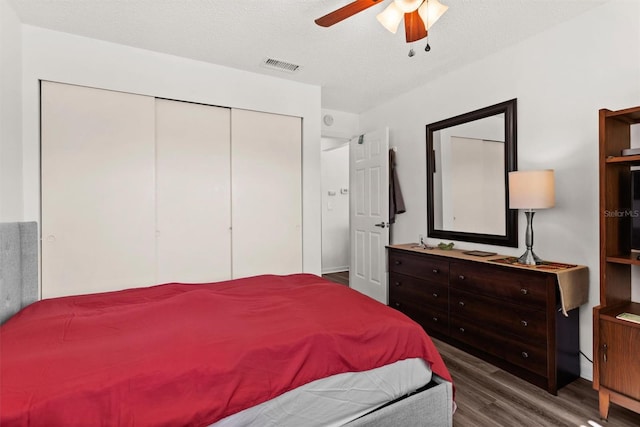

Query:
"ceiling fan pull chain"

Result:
[[424, 0, 431, 52]]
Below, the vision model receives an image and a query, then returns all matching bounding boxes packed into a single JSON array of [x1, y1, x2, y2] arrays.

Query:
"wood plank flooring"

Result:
[[321, 271, 640, 427], [322, 271, 349, 286], [434, 337, 640, 427]]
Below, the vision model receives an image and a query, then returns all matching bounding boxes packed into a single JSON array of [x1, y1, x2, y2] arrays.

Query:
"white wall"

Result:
[[0, 0, 22, 221], [360, 0, 640, 381], [321, 108, 360, 140], [20, 25, 322, 275]]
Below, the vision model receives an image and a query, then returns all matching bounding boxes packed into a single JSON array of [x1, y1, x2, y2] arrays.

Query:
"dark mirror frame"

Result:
[[426, 98, 518, 247]]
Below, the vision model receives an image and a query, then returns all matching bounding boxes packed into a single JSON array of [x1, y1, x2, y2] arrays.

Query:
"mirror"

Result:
[[426, 99, 518, 247]]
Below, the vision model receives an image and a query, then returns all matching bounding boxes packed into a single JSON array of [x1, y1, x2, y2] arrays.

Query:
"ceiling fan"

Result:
[[315, 0, 448, 45]]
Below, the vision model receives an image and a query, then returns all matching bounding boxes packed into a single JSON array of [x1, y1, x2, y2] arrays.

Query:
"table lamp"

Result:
[[508, 170, 555, 265]]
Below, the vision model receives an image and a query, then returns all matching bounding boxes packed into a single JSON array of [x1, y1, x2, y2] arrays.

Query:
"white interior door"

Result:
[[41, 82, 156, 298], [349, 129, 389, 303], [231, 109, 302, 278], [155, 99, 232, 283]]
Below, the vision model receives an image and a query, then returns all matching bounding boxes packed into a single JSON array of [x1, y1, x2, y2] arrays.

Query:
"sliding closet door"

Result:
[[231, 109, 302, 277], [41, 82, 156, 298], [155, 99, 232, 283]]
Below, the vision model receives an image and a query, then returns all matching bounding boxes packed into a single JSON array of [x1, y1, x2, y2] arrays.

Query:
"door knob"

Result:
[[374, 222, 388, 228]]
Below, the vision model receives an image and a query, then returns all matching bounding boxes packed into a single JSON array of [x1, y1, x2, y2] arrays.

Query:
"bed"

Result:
[[0, 222, 454, 426]]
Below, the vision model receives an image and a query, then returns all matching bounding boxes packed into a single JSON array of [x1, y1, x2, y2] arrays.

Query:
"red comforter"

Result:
[[1, 274, 452, 426]]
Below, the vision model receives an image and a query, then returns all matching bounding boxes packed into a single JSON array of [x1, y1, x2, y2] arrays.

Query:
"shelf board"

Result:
[[603, 106, 640, 123], [605, 154, 640, 164], [599, 302, 640, 327], [606, 253, 640, 265]]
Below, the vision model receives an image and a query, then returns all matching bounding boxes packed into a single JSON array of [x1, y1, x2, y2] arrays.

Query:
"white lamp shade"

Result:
[[376, 2, 404, 34], [509, 170, 555, 209], [418, 0, 449, 29], [394, 0, 423, 13]]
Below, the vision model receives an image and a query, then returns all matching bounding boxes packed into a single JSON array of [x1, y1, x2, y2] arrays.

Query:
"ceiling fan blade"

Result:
[[404, 10, 427, 43], [315, 0, 384, 27]]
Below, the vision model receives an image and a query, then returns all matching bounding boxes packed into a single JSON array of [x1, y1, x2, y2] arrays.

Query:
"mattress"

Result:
[[212, 358, 432, 427]]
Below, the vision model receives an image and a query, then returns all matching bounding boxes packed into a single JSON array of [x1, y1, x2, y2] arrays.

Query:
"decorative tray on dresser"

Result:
[[387, 244, 589, 394]]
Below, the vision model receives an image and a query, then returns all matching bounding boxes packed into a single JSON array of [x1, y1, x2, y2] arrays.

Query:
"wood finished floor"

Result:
[[322, 270, 349, 286], [434, 337, 640, 427], [321, 271, 640, 427]]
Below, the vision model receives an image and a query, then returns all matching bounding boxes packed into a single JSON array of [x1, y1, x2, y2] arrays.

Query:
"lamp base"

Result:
[[517, 248, 542, 266]]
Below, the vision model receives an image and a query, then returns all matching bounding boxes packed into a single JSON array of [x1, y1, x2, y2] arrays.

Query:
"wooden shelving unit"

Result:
[[594, 105, 640, 420]]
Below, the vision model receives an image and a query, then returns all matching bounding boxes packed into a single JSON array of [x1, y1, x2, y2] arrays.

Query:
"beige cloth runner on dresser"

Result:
[[550, 266, 590, 316], [388, 244, 589, 316]]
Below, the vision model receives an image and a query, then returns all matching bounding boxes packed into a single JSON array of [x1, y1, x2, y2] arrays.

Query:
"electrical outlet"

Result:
[[418, 234, 424, 246]]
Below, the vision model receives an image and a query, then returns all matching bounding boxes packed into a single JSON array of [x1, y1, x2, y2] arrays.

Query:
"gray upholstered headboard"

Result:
[[0, 222, 38, 324]]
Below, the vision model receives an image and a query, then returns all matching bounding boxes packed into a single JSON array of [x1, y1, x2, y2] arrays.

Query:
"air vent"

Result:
[[262, 58, 301, 73]]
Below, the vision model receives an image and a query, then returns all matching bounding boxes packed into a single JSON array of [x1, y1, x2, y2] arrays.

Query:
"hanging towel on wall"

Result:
[[389, 149, 406, 224]]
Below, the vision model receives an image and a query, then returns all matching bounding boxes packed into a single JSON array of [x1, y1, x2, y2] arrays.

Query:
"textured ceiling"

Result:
[[9, 0, 608, 113]]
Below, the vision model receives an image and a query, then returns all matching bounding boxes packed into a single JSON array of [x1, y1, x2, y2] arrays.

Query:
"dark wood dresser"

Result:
[[387, 244, 587, 394]]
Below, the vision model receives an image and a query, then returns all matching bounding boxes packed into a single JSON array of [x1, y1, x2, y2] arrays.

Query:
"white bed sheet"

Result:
[[210, 357, 432, 427]]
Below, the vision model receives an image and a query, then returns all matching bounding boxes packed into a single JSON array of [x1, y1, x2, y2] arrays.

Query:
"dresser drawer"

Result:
[[449, 288, 547, 343], [389, 297, 449, 337], [389, 272, 448, 312], [449, 262, 547, 309], [450, 316, 547, 376], [388, 251, 449, 285]]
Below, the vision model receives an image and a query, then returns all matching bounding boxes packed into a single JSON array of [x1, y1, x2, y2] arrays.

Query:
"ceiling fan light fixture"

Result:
[[376, 2, 404, 34], [394, 0, 423, 13], [418, 0, 449, 30]]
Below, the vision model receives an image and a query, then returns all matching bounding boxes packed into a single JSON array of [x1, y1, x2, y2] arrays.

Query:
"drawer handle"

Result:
[[521, 351, 529, 359], [458, 301, 465, 307], [459, 327, 465, 333], [432, 317, 439, 322], [394, 302, 401, 308], [394, 260, 402, 265], [458, 275, 465, 280], [394, 281, 401, 287], [432, 269, 439, 274], [521, 320, 528, 327], [520, 288, 528, 295], [432, 293, 438, 298]]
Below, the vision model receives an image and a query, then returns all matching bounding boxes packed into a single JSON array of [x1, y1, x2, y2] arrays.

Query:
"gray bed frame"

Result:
[[0, 221, 453, 426], [346, 375, 453, 426]]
